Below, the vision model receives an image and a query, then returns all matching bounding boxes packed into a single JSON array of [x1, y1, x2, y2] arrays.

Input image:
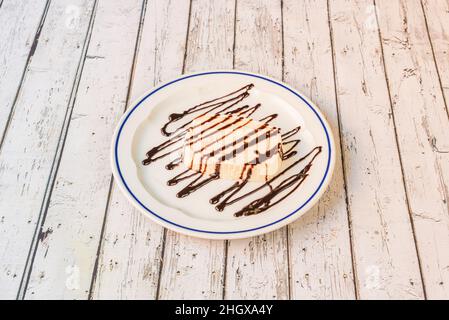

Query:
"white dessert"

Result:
[[182, 113, 283, 181]]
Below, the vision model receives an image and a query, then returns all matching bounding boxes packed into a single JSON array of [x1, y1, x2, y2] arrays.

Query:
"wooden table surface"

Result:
[[1, 0, 449, 300]]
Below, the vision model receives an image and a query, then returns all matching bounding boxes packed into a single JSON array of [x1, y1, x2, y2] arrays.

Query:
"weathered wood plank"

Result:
[[329, 0, 424, 299], [157, 0, 235, 300], [184, 0, 235, 72], [91, 0, 191, 299], [376, 0, 449, 299], [23, 0, 144, 300], [0, 0, 48, 141], [0, 0, 96, 300], [283, 0, 356, 299], [421, 0, 449, 109], [224, 0, 289, 300]]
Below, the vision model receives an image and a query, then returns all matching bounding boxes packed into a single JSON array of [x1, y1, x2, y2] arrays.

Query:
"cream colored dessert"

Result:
[[182, 113, 283, 181]]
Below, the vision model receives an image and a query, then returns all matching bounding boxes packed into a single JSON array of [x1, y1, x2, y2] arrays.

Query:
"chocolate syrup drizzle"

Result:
[[142, 84, 322, 217], [161, 84, 254, 137]]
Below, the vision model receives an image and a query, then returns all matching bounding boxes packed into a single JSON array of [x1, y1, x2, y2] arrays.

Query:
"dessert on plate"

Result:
[[182, 113, 283, 182], [141, 83, 321, 217]]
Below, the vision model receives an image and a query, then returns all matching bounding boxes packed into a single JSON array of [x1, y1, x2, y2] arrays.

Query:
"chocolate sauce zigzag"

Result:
[[143, 110, 278, 168], [141, 83, 323, 217], [227, 146, 322, 217], [143, 111, 227, 165], [161, 84, 254, 136]]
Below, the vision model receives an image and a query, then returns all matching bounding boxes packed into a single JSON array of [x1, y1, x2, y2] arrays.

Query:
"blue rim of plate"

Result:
[[114, 71, 332, 234]]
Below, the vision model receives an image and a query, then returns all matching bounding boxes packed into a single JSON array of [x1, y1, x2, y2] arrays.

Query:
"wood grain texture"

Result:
[[0, 0, 96, 299], [24, 0, 143, 300], [224, 0, 289, 300], [157, 0, 235, 300], [184, 0, 235, 72], [0, 0, 48, 141], [283, 0, 356, 299], [92, 0, 191, 299], [1, 0, 449, 300], [329, 0, 424, 299], [376, 0, 449, 299], [421, 0, 449, 111]]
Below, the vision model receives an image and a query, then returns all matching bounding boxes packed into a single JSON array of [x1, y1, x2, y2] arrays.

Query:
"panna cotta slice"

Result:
[[182, 113, 283, 181]]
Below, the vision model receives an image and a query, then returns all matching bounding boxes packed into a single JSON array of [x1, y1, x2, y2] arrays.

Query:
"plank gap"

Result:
[[18, 0, 100, 299]]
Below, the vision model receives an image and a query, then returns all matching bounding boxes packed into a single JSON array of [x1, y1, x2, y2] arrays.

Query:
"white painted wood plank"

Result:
[[376, 0, 449, 299], [24, 0, 144, 300], [329, 0, 424, 299], [283, 0, 355, 299], [0, 0, 96, 300], [91, 0, 191, 299], [224, 0, 289, 300], [184, 0, 235, 72], [0, 0, 48, 140], [157, 0, 235, 300], [421, 0, 449, 108]]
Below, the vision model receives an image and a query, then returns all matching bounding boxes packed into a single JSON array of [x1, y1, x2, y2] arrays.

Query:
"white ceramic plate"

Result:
[[111, 71, 335, 239]]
